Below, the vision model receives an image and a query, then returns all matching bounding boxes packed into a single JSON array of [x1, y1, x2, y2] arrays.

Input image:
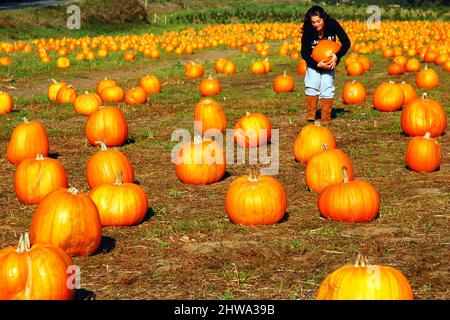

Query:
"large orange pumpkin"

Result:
[[30, 187, 102, 257], [406, 132, 442, 172], [293, 121, 336, 163], [312, 40, 341, 63], [194, 97, 227, 134], [342, 80, 366, 105], [317, 254, 413, 300], [14, 154, 68, 204], [416, 65, 439, 89], [234, 112, 272, 148], [85, 106, 128, 147], [373, 81, 404, 112], [318, 166, 380, 222], [225, 167, 286, 226], [6, 118, 49, 164], [0, 233, 74, 300]]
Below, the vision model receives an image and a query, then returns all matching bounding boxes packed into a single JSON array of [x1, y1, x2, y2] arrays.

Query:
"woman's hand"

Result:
[[317, 54, 338, 69]]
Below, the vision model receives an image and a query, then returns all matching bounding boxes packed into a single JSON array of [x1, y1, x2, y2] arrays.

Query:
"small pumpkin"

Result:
[[48, 79, 68, 102], [185, 62, 204, 79], [405, 58, 421, 72], [194, 97, 227, 134], [398, 82, 418, 106], [416, 65, 439, 89], [387, 63, 405, 75], [0, 233, 74, 300], [225, 167, 287, 226], [373, 81, 404, 112], [342, 80, 366, 105], [30, 187, 102, 257], [293, 120, 336, 163], [200, 75, 221, 97], [56, 57, 70, 69], [85, 106, 128, 147], [125, 86, 147, 105], [96, 78, 117, 96], [139, 75, 161, 94], [297, 60, 307, 75], [346, 60, 365, 76], [234, 112, 272, 148], [56, 86, 77, 104], [251, 61, 266, 74], [73, 91, 103, 116], [406, 132, 441, 173], [100, 85, 124, 103], [273, 71, 295, 93], [317, 254, 413, 300], [0, 91, 13, 114]]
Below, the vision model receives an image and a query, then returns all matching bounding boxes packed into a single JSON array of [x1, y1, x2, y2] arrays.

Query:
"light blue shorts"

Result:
[[304, 67, 335, 99]]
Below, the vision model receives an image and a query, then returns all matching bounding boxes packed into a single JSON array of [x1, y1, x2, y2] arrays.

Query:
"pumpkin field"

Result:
[[0, 0, 449, 300]]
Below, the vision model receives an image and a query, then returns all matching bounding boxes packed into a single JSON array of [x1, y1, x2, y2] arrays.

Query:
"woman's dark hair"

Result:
[[302, 6, 331, 31]]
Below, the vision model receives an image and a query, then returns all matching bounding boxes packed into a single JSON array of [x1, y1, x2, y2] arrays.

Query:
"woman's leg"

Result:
[[304, 67, 321, 121], [319, 70, 336, 123]]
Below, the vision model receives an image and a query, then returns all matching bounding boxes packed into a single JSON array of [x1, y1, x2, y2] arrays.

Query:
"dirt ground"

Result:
[[0, 45, 449, 300]]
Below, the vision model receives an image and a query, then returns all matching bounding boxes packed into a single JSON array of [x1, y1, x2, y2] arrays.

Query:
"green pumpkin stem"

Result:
[[16, 233, 31, 253], [114, 171, 123, 186], [342, 166, 349, 183]]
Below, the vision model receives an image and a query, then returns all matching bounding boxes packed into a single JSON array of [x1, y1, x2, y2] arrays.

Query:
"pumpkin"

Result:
[[123, 51, 135, 61], [0, 91, 13, 114], [85, 106, 128, 147], [406, 132, 442, 172], [100, 85, 124, 103], [56, 57, 70, 69], [185, 62, 204, 79], [293, 120, 336, 163], [346, 60, 365, 76], [318, 166, 380, 222], [234, 112, 272, 148], [443, 60, 450, 72], [214, 58, 228, 73], [48, 79, 68, 102], [6, 118, 49, 164], [387, 63, 405, 75], [262, 58, 272, 73], [297, 60, 307, 75], [317, 254, 413, 300], [400, 93, 446, 137], [225, 167, 287, 226], [0, 233, 74, 300], [86, 141, 134, 189], [139, 75, 161, 94], [358, 56, 371, 70], [96, 78, 117, 95], [194, 97, 227, 134], [200, 75, 221, 96], [30, 187, 102, 257], [305, 144, 354, 193], [223, 61, 236, 75], [398, 82, 418, 106], [73, 91, 103, 116], [56, 86, 77, 104], [405, 58, 421, 72], [373, 81, 404, 112], [89, 172, 148, 226], [342, 80, 366, 105], [311, 40, 341, 63], [423, 49, 439, 63], [14, 154, 67, 204], [273, 71, 295, 93], [251, 61, 266, 74], [175, 136, 225, 185], [434, 53, 448, 66], [416, 65, 439, 89], [125, 86, 147, 105]]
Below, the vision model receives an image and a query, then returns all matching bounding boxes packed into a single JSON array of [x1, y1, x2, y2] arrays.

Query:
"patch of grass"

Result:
[[169, 187, 182, 198], [218, 290, 234, 300]]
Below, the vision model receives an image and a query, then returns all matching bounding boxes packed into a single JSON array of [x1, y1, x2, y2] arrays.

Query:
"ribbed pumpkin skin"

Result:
[[273, 74, 295, 93], [0, 236, 74, 300], [0, 91, 13, 114], [139, 76, 161, 94], [406, 134, 441, 172], [200, 78, 221, 96], [89, 181, 148, 226], [416, 67, 439, 89], [194, 98, 227, 134], [6, 119, 49, 164], [373, 82, 405, 112], [311, 40, 341, 63], [342, 81, 366, 105], [398, 82, 418, 106], [30, 188, 102, 257], [317, 262, 413, 300], [96, 79, 116, 95], [48, 81, 68, 101], [225, 174, 286, 226], [305, 149, 354, 193], [318, 180, 380, 222], [14, 155, 68, 204], [86, 145, 134, 189], [100, 86, 124, 103], [401, 96, 446, 137], [85, 107, 128, 147], [234, 113, 272, 148], [293, 122, 336, 164], [74, 93, 103, 116], [175, 140, 225, 185]]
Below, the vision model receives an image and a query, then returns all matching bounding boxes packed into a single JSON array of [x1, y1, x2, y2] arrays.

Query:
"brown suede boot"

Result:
[[305, 95, 319, 122], [321, 98, 333, 124]]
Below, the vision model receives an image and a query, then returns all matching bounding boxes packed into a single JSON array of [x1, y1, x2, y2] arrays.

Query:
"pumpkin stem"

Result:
[[342, 166, 349, 183], [208, 73, 213, 79], [16, 233, 31, 253], [51, 79, 58, 84], [68, 187, 79, 195], [96, 141, 108, 151], [35, 154, 45, 161], [314, 120, 321, 126], [85, 91, 89, 94], [248, 166, 260, 182], [422, 92, 428, 100], [424, 132, 431, 139], [22, 117, 29, 124], [321, 144, 328, 152], [114, 171, 123, 186], [245, 111, 251, 117], [283, 70, 287, 76]]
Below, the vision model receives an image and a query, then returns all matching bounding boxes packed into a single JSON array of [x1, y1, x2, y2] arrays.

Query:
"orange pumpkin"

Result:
[[0, 91, 13, 114], [185, 62, 204, 79], [55, 57, 70, 69], [225, 167, 286, 226], [342, 80, 366, 105], [56, 86, 77, 104], [100, 85, 124, 103], [346, 60, 365, 76], [251, 61, 266, 74], [317, 254, 413, 300], [318, 166, 380, 222], [85, 106, 128, 147], [194, 97, 227, 134], [234, 112, 272, 148], [89, 172, 148, 226], [214, 58, 228, 73], [387, 63, 405, 75], [48, 79, 68, 102], [273, 71, 295, 93], [73, 92, 103, 116], [14, 154, 68, 204], [405, 58, 421, 72], [416, 65, 439, 89], [398, 82, 418, 106], [223, 60, 236, 75], [30, 187, 102, 257], [312, 40, 341, 63], [125, 86, 147, 105], [200, 75, 221, 96], [139, 75, 161, 95], [175, 137, 226, 185], [297, 60, 307, 75], [96, 78, 117, 95], [406, 132, 441, 173], [293, 121, 336, 163], [0, 233, 74, 300], [6, 118, 49, 164], [373, 81, 404, 112]]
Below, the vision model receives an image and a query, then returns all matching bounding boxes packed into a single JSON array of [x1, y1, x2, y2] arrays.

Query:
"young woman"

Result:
[[301, 6, 351, 124]]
